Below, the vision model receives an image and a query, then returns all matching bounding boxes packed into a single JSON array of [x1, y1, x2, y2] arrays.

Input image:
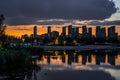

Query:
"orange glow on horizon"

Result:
[[5, 25, 120, 37]]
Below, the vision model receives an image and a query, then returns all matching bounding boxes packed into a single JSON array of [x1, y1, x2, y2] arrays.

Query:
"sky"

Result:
[[108, 0, 120, 21], [0, 0, 120, 26]]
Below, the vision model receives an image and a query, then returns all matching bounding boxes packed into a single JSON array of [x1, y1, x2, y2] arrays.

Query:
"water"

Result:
[[29, 50, 120, 80], [2, 50, 120, 80]]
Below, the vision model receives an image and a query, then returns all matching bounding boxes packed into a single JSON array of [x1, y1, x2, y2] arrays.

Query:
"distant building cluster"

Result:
[[33, 25, 118, 40], [21, 25, 119, 45]]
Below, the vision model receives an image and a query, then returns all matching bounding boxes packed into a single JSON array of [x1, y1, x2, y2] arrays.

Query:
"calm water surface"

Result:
[[24, 50, 120, 80]]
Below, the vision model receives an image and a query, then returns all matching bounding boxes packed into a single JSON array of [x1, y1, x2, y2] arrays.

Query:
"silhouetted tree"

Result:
[[0, 14, 7, 47], [0, 14, 6, 36]]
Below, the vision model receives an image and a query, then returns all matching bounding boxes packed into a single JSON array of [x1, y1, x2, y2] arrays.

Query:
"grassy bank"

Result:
[[0, 48, 39, 77]]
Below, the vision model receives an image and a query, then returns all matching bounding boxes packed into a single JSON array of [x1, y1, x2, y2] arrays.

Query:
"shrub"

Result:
[[0, 48, 32, 76]]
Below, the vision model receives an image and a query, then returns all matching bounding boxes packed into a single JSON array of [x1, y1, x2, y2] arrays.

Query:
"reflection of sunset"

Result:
[[5, 25, 120, 37], [36, 53, 120, 65], [116, 54, 120, 65]]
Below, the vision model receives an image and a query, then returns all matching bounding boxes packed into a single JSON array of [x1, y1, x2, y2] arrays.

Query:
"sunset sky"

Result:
[[0, 0, 120, 37]]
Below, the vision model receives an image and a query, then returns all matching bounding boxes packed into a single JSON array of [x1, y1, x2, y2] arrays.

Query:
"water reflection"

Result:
[[34, 50, 120, 80], [37, 50, 120, 66], [2, 50, 120, 80]]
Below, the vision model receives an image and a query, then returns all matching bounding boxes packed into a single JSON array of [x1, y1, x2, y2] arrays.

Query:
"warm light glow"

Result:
[[63, 40, 67, 45], [73, 39, 77, 44], [63, 51, 67, 55], [22, 38, 25, 42], [5, 25, 120, 37], [55, 37, 59, 45], [36, 52, 120, 65], [55, 51, 59, 56]]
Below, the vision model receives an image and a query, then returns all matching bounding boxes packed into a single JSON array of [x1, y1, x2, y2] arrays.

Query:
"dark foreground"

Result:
[[1, 50, 120, 80]]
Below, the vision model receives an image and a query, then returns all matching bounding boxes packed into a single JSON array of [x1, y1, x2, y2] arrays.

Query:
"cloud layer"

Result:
[[0, 0, 117, 25], [88, 20, 120, 25]]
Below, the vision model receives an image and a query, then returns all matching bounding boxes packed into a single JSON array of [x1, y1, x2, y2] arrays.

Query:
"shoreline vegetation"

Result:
[[0, 15, 41, 79], [0, 48, 40, 79]]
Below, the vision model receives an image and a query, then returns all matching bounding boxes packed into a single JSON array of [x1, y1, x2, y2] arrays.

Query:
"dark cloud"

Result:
[[36, 19, 73, 25], [88, 20, 120, 25], [5, 17, 72, 25], [0, 0, 117, 25], [5, 16, 39, 25]]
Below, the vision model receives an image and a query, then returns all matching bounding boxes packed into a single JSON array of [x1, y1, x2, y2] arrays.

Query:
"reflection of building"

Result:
[[33, 26, 37, 38], [62, 55, 66, 63], [68, 54, 74, 65], [88, 54, 92, 63], [35, 50, 120, 66], [108, 26, 118, 40], [47, 55, 51, 64], [82, 54, 87, 65], [74, 55, 79, 63], [96, 53, 106, 65], [96, 55, 100, 65], [108, 53, 116, 65]]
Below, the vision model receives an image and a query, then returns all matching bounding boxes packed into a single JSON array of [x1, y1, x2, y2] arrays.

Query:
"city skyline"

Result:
[[32, 25, 118, 39], [18, 25, 119, 46], [5, 25, 120, 37]]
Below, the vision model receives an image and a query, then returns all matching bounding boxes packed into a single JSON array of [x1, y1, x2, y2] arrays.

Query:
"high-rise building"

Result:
[[88, 28, 92, 36], [96, 26, 106, 40], [74, 27, 79, 37], [108, 26, 118, 40], [108, 53, 115, 65], [48, 26, 51, 37], [75, 27, 79, 34], [101, 28, 106, 40], [96, 26, 101, 38], [48, 26, 51, 34], [68, 25, 73, 37], [33, 26, 37, 38], [82, 25, 87, 35], [62, 26, 66, 37], [51, 31, 59, 38]]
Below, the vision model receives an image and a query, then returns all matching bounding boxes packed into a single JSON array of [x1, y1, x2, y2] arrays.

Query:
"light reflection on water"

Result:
[[37, 50, 120, 66], [32, 50, 120, 80]]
